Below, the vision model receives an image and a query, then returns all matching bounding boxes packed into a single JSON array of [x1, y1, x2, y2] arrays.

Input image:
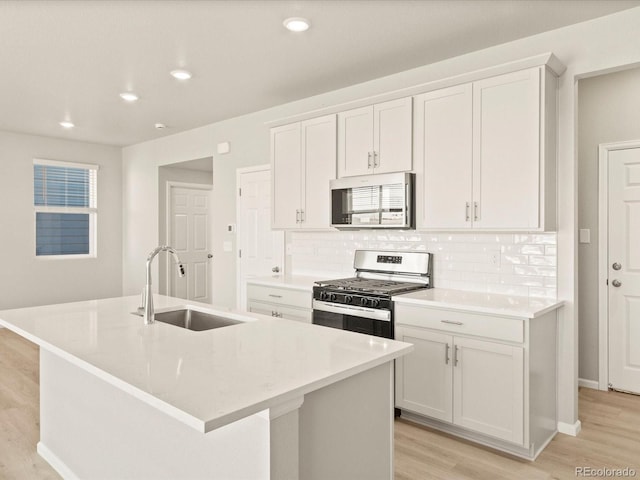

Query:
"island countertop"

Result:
[[0, 295, 412, 433]]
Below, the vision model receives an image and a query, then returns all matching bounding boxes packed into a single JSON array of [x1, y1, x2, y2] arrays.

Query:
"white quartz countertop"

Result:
[[393, 288, 563, 319], [246, 274, 319, 291], [0, 295, 411, 433]]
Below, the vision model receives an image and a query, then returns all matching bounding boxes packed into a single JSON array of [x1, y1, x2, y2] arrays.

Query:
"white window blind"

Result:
[[33, 159, 98, 257]]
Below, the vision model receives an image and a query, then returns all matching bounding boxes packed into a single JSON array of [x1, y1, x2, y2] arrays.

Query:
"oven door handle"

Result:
[[312, 300, 391, 322]]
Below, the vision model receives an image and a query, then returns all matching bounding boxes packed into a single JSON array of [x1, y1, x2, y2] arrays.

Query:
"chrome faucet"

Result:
[[142, 245, 186, 325]]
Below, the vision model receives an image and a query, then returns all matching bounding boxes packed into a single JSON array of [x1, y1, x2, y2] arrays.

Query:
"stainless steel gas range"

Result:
[[312, 250, 433, 339]]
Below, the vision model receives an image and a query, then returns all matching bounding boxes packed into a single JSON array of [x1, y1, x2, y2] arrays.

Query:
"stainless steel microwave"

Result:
[[330, 172, 415, 229]]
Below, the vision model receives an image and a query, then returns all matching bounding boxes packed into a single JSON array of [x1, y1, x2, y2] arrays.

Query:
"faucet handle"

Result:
[[136, 288, 146, 315]]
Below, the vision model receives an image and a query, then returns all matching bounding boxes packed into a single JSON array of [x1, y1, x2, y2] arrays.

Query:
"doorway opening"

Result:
[[577, 66, 640, 393], [158, 158, 213, 302]]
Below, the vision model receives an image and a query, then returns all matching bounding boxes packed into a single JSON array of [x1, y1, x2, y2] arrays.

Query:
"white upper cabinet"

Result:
[[338, 97, 412, 177], [415, 84, 473, 229], [271, 122, 301, 229], [271, 114, 336, 230], [301, 115, 337, 228], [472, 68, 541, 229], [416, 66, 557, 231]]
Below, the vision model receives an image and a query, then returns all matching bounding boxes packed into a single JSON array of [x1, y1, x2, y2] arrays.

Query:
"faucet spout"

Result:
[[143, 245, 185, 325]]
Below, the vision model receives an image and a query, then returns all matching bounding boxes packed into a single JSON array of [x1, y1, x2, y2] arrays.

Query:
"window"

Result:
[[33, 159, 98, 257]]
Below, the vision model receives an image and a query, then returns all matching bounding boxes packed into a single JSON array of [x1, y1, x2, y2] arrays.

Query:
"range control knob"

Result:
[[371, 299, 380, 308], [329, 293, 337, 302], [360, 297, 368, 306], [344, 295, 353, 304], [319, 291, 327, 300]]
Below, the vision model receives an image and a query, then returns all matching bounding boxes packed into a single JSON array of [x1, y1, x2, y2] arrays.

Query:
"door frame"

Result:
[[165, 181, 213, 297], [597, 139, 640, 390], [235, 164, 273, 310]]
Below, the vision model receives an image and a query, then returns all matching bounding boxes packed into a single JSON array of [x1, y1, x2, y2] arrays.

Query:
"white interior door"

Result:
[[608, 147, 640, 394], [169, 185, 212, 303], [237, 167, 285, 309]]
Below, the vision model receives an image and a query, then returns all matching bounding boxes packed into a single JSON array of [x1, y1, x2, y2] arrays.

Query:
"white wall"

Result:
[[577, 66, 640, 382], [0, 130, 122, 309], [121, 7, 640, 430]]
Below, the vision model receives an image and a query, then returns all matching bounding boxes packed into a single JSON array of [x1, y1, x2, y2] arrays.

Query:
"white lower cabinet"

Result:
[[395, 303, 557, 459], [246, 283, 312, 323]]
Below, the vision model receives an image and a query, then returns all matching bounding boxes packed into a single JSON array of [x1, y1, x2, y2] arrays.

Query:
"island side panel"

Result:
[[299, 361, 394, 480], [38, 349, 269, 480]]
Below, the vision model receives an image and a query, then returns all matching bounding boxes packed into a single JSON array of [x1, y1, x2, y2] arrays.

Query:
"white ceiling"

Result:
[[1, 0, 638, 147]]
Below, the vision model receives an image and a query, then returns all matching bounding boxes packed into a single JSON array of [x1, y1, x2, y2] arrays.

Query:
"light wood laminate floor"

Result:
[[1, 328, 639, 479]]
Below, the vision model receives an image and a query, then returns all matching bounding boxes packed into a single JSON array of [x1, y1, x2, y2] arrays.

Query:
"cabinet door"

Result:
[[374, 97, 413, 174], [301, 114, 336, 228], [337, 106, 374, 178], [453, 336, 524, 445], [415, 85, 472, 229], [247, 300, 275, 317], [473, 68, 541, 229], [271, 123, 301, 229], [395, 326, 453, 422]]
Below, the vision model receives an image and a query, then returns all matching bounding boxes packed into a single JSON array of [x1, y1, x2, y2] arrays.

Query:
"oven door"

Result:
[[312, 300, 393, 338]]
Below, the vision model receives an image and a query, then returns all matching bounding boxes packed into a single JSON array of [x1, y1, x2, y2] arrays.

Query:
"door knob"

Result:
[[207, 254, 213, 259], [612, 279, 622, 287], [612, 262, 622, 271], [272, 266, 280, 273]]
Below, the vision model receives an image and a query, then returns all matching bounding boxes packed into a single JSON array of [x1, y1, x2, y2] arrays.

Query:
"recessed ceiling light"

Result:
[[59, 121, 74, 129], [154, 123, 167, 130], [120, 92, 139, 102], [170, 69, 192, 80], [283, 17, 310, 32]]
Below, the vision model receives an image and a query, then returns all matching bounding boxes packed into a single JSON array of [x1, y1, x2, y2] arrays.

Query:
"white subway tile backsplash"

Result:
[[529, 255, 557, 266], [289, 231, 557, 299]]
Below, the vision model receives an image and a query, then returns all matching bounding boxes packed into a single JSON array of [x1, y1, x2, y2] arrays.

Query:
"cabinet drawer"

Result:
[[247, 301, 312, 323], [246, 284, 312, 309], [395, 304, 523, 343]]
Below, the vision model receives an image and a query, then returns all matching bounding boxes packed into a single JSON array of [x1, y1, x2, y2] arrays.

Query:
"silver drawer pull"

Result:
[[445, 343, 450, 365], [268, 294, 283, 298], [441, 320, 463, 326]]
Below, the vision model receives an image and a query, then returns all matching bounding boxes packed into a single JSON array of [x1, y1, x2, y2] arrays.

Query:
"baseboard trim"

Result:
[[578, 378, 600, 390], [557, 420, 582, 437], [37, 442, 79, 480], [399, 410, 536, 460]]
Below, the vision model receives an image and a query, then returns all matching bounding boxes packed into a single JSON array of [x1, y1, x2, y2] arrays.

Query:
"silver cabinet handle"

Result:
[[268, 294, 283, 298], [613, 262, 622, 271], [272, 266, 280, 273], [454, 345, 459, 366], [296, 209, 301, 223], [373, 151, 379, 168], [612, 279, 622, 287], [474, 202, 479, 221], [367, 152, 373, 169], [300, 209, 305, 223], [465, 202, 470, 222], [445, 343, 450, 365], [207, 254, 213, 259], [441, 320, 463, 326]]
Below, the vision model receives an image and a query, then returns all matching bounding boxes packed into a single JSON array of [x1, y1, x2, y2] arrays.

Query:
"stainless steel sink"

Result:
[[153, 309, 243, 331]]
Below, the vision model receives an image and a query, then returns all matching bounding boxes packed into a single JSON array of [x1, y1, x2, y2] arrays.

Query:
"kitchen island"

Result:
[[0, 295, 412, 480]]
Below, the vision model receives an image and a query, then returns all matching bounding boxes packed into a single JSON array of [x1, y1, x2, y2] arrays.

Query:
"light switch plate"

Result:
[[579, 228, 591, 244]]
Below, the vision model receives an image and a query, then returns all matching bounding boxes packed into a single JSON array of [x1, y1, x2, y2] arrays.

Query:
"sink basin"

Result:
[[153, 309, 243, 331]]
